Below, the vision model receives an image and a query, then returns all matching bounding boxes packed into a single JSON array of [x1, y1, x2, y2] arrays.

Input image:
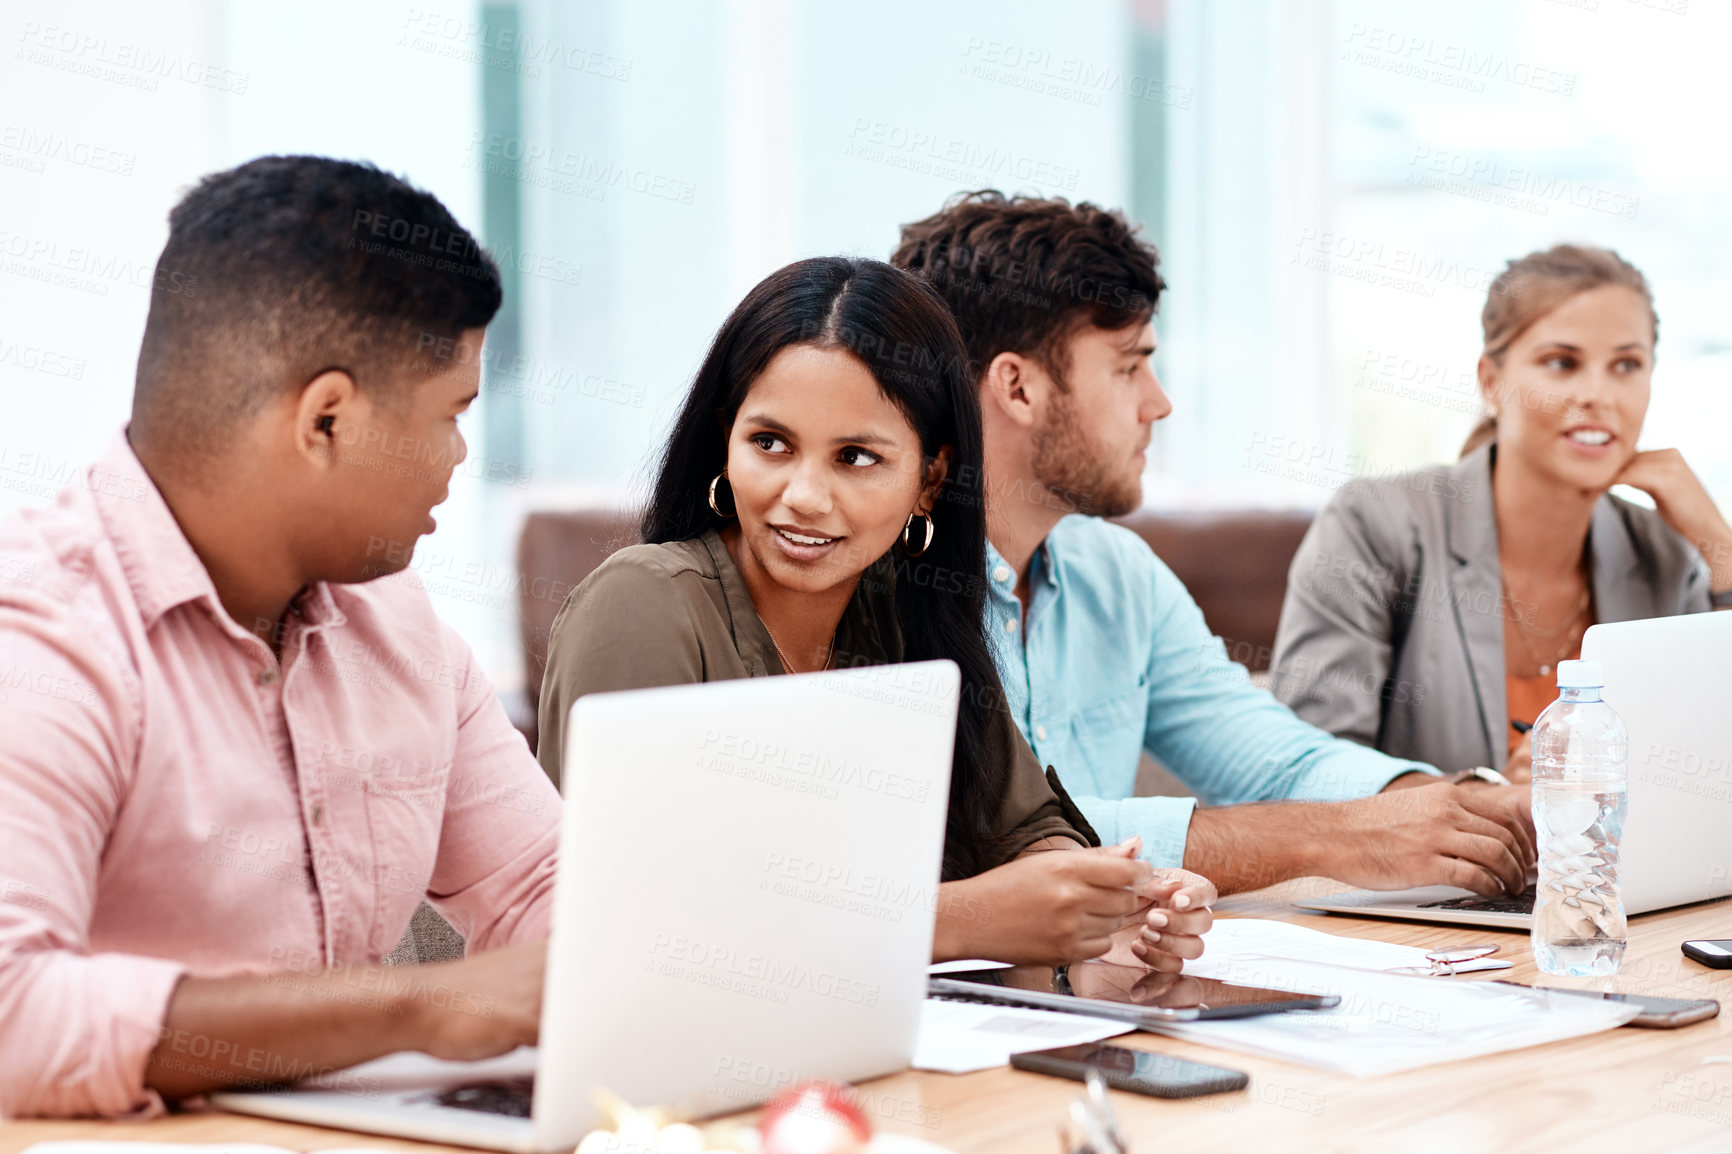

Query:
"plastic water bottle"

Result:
[[1530, 659, 1628, 977]]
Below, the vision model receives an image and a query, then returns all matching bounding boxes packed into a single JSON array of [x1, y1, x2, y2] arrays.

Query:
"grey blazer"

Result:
[[1270, 443, 1711, 772]]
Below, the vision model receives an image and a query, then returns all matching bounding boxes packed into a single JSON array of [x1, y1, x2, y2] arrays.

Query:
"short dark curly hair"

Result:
[[890, 190, 1164, 389], [132, 155, 501, 463]]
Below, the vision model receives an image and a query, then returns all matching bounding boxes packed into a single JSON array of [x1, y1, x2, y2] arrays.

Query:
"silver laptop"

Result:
[[1296, 611, 1732, 929], [212, 660, 960, 1152]]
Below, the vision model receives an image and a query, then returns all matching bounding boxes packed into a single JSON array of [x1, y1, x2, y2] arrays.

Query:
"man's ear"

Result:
[[980, 351, 1042, 429], [294, 369, 360, 468], [917, 445, 953, 515]]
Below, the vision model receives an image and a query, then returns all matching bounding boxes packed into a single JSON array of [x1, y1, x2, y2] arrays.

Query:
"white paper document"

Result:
[[913, 997, 1132, 1074], [1188, 917, 1511, 977], [1149, 956, 1639, 1077]]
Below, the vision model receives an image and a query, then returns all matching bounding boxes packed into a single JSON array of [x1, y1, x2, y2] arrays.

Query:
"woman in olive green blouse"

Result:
[[538, 257, 1215, 968]]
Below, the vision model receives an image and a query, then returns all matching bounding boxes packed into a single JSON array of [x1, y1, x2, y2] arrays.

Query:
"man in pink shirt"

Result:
[[0, 156, 560, 1118]]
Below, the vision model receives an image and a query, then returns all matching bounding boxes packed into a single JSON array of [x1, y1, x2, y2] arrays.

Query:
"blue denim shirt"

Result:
[[984, 515, 1429, 867]]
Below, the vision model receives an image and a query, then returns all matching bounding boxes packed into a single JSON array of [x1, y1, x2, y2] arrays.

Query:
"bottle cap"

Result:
[[1556, 659, 1603, 688]]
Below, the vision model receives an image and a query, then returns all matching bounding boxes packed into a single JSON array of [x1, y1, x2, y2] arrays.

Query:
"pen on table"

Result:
[[1511, 719, 1532, 735]]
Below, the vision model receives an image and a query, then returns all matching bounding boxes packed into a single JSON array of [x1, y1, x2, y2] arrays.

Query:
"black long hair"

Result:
[[642, 257, 1004, 880]]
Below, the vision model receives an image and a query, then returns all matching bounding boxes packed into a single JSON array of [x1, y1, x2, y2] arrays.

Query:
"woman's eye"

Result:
[[839, 446, 880, 468], [1543, 356, 1576, 372], [1614, 357, 1644, 374], [751, 433, 789, 453]]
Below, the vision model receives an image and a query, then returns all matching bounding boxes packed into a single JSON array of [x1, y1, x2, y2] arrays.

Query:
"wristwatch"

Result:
[[1711, 587, 1732, 610], [1447, 766, 1513, 787]]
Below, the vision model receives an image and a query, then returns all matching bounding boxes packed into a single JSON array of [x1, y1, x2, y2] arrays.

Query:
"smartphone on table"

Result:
[[1493, 980, 1720, 1028], [1681, 940, 1732, 969], [1012, 1042, 1248, 1099]]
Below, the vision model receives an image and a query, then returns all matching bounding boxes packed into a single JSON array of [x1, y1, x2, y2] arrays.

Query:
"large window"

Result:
[[4, 0, 1727, 692]]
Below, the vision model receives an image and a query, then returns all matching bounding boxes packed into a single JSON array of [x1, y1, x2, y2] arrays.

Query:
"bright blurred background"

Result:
[[3, 0, 1727, 694]]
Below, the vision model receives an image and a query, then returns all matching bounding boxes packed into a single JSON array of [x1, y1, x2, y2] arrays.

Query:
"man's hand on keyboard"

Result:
[[413, 941, 546, 1061], [1308, 782, 1536, 897], [1185, 781, 1536, 896]]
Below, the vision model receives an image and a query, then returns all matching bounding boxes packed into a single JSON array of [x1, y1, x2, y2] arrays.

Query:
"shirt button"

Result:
[[1002, 617, 1017, 633], [258, 667, 279, 686], [310, 804, 324, 826], [1035, 725, 1048, 741], [993, 565, 1012, 583]]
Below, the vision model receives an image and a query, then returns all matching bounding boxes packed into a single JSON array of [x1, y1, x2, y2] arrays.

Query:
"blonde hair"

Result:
[[1460, 244, 1658, 457]]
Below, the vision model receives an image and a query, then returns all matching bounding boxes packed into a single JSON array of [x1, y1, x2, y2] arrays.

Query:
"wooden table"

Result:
[[10, 880, 1732, 1154]]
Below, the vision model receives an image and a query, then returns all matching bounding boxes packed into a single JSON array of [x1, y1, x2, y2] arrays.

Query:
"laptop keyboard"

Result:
[[1418, 885, 1537, 916], [427, 1075, 535, 1117]]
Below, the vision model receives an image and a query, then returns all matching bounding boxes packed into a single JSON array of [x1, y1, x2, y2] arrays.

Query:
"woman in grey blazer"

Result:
[[1272, 245, 1732, 777]]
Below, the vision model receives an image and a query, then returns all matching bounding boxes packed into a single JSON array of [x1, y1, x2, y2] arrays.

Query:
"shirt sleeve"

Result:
[[535, 552, 706, 786], [1073, 544, 1428, 870], [426, 621, 562, 950], [979, 698, 1093, 867], [0, 591, 186, 1119]]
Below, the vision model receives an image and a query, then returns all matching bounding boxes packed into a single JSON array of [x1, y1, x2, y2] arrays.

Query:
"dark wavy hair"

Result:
[[892, 190, 1164, 390], [641, 257, 1005, 879]]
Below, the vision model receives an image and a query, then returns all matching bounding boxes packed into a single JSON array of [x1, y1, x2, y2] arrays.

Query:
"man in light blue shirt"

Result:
[[893, 193, 1534, 895]]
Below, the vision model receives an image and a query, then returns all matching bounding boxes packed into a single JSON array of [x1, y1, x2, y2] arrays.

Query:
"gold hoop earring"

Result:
[[708, 472, 736, 519], [903, 511, 935, 557]]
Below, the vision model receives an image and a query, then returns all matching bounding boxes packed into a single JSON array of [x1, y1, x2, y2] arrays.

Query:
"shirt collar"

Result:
[[698, 527, 786, 675], [984, 534, 1060, 601], [92, 429, 345, 636], [697, 526, 893, 672], [288, 579, 346, 633]]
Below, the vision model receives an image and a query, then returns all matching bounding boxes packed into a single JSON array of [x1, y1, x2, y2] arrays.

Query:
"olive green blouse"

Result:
[[536, 528, 1093, 871]]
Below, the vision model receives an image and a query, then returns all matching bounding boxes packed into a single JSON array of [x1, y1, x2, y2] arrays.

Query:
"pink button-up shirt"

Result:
[[0, 434, 561, 1118]]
